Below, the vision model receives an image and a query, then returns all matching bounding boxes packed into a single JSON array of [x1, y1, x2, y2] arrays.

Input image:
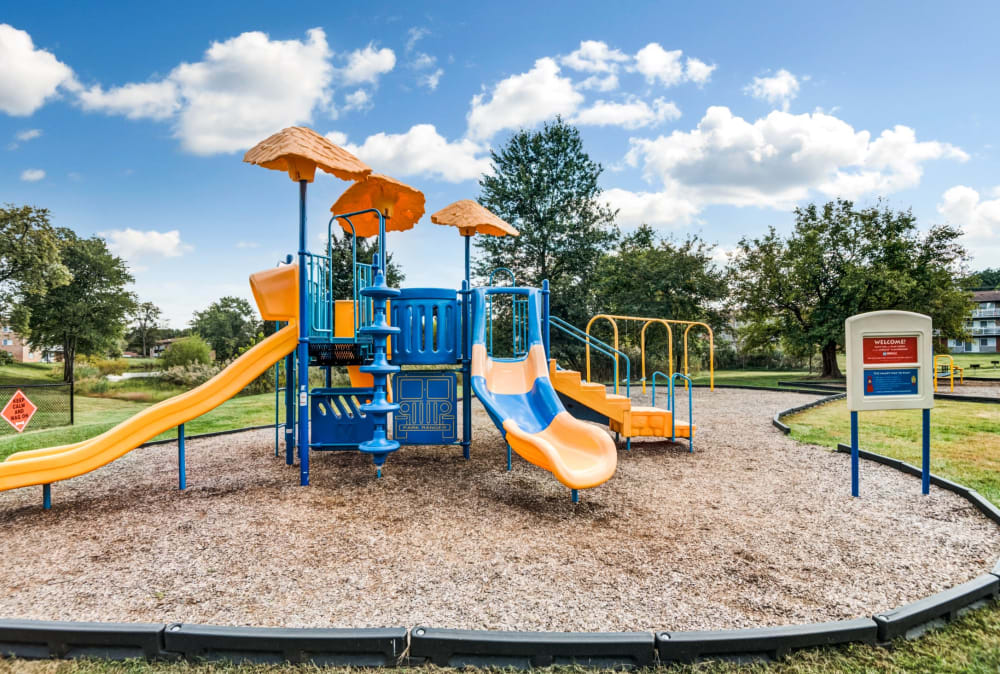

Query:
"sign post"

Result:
[[845, 311, 934, 497]]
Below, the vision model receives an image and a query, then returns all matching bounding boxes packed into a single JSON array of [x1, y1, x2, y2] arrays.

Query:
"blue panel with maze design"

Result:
[[391, 371, 457, 445]]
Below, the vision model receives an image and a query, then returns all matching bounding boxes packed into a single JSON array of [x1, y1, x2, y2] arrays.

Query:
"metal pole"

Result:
[[851, 411, 859, 498], [542, 279, 550, 359], [43, 484, 51, 510], [461, 277, 471, 460], [297, 180, 310, 486], [284, 351, 294, 465], [178, 423, 186, 490], [922, 408, 930, 495], [69, 378, 74, 425]]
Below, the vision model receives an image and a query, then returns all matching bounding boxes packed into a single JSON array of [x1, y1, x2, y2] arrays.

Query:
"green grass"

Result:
[[0, 393, 281, 461], [688, 369, 816, 389], [786, 398, 1000, 515], [0, 361, 61, 385]]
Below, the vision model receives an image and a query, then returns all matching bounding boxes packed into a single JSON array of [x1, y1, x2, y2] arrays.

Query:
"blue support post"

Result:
[[42, 484, 51, 510], [461, 276, 472, 460], [358, 253, 400, 475], [850, 410, 859, 498], [284, 351, 295, 465], [922, 407, 930, 495], [507, 443, 512, 471], [541, 280, 550, 358], [178, 423, 186, 490], [296, 179, 311, 486], [571, 489, 579, 504]]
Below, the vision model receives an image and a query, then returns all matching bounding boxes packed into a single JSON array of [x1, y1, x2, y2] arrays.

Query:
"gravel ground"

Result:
[[1, 388, 998, 632], [941, 382, 1000, 398]]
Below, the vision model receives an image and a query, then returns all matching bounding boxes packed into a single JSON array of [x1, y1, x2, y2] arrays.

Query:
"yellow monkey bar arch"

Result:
[[584, 314, 714, 392]]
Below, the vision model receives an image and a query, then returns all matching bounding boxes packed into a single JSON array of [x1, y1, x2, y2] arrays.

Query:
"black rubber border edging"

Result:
[[772, 393, 846, 434], [409, 627, 654, 668], [4, 401, 1000, 667]]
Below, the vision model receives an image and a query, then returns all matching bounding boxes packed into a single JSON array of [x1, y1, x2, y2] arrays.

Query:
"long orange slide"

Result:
[[0, 265, 298, 494]]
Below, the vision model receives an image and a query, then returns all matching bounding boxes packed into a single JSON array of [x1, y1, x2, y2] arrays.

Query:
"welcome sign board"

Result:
[[845, 311, 933, 412]]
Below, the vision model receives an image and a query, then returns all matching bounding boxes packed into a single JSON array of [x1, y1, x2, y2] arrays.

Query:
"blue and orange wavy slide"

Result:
[[469, 288, 617, 490]]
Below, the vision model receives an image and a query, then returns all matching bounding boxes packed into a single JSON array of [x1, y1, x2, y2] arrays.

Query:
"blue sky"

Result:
[[2, 1, 998, 327]]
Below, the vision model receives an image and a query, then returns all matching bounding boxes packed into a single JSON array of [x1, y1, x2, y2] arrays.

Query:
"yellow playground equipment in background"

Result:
[[584, 314, 715, 392], [934, 354, 965, 392]]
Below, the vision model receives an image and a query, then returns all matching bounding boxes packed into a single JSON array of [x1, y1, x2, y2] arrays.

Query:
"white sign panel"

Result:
[[845, 310, 933, 412]]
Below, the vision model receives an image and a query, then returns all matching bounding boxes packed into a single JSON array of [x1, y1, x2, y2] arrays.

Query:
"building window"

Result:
[[983, 338, 992, 347], [2, 339, 11, 346]]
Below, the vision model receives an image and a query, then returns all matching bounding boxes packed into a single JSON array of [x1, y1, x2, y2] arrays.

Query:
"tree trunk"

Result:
[[820, 341, 842, 379], [63, 337, 75, 382]]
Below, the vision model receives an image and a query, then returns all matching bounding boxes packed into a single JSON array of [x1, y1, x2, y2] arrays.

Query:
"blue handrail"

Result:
[[656, 372, 693, 453], [549, 316, 630, 398]]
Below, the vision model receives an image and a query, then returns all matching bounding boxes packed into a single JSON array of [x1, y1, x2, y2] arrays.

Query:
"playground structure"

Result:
[[0, 126, 701, 506], [934, 353, 965, 392]]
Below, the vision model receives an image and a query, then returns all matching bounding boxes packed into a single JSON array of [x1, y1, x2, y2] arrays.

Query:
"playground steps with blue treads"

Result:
[[548, 359, 693, 439]]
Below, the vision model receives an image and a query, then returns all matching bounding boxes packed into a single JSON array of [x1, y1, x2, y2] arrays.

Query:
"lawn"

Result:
[[0, 361, 60, 385], [688, 369, 818, 389], [0, 393, 281, 461]]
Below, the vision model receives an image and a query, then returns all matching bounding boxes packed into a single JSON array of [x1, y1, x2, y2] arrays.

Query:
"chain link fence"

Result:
[[0, 383, 74, 436]]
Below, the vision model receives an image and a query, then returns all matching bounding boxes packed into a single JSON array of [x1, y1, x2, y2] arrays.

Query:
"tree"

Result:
[[730, 199, 971, 379], [970, 268, 1000, 289], [0, 205, 70, 330], [25, 229, 136, 381], [593, 225, 728, 372], [162, 335, 212, 368], [474, 118, 619, 329], [325, 230, 405, 301], [130, 301, 162, 356], [191, 296, 260, 361]]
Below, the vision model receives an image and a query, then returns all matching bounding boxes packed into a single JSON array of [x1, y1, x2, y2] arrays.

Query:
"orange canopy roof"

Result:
[[430, 200, 518, 237], [331, 174, 426, 237], [243, 126, 371, 183]]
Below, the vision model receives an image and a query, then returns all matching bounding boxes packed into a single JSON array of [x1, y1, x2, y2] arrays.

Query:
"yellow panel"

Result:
[[335, 300, 355, 338], [250, 265, 297, 322]]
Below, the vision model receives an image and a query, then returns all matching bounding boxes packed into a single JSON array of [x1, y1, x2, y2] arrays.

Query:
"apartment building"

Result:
[[947, 290, 999, 354]]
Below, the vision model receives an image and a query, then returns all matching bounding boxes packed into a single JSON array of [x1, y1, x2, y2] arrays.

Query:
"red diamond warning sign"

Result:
[[2, 389, 38, 433]]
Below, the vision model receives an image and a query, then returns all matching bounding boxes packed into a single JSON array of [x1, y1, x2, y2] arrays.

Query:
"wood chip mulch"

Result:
[[1, 389, 998, 632]]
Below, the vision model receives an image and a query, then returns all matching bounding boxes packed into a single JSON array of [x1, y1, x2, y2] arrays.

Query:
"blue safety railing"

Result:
[[304, 251, 333, 339], [549, 316, 630, 398], [486, 268, 528, 358], [651, 371, 693, 452]]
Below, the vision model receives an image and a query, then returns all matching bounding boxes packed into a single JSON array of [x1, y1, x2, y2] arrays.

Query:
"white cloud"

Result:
[[616, 106, 967, 226], [466, 57, 583, 140], [560, 40, 629, 73], [15, 128, 42, 142], [419, 68, 443, 90], [745, 69, 801, 110], [20, 168, 45, 182], [604, 187, 699, 227], [406, 27, 429, 53], [572, 96, 680, 129], [633, 43, 684, 86], [236, 240, 260, 249], [78, 28, 335, 155], [101, 228, 192, 259], [0, 24, 78, 116], [325, 130, 348, 145], [411, 52, 435, 69], [345, 123, 490, 183], [938, 185, 1000, 241], [343, 89, 372, 112], [340, 43, 396, 85], [78, 80, 180, 120], [578, 73, 620, 92], [684, 57, 715, 85]]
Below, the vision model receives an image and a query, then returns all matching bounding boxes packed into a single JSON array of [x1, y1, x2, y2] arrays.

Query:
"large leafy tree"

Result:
[[474, 118, 619, 329], [191, 296, 261, 361], [0, 205, 71, 330], [730, 199, 971, 378], [129, 301, 162, 356], [26, 230, 136, 381], [325, 230, 405, 300], [593, 225, 728, 371], [970, 268, 1000, 289]]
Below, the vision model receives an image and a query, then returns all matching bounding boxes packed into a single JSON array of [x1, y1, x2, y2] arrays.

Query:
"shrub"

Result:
[[162, 336, 212, 368], [95, 358, 129, 376], [160, 363, 221, 387], [0, 351, 13, 366]]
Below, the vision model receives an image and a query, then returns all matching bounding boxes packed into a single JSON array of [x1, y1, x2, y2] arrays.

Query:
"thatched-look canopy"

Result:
[[331, 174, 425, 237], [430, 200, 518, 237], [243, 126, 371, 183]]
